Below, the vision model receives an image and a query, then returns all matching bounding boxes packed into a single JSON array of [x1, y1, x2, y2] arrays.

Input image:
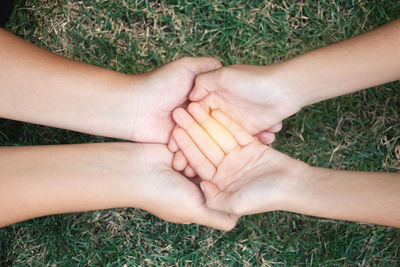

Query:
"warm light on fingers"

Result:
[[188, 102, 239, 153]]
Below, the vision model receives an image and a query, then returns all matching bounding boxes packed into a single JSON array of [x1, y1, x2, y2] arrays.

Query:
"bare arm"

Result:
[[275, 19, 400, 226], [279, 18, 400, 107], [170, 104, 400, 228], [0, 28, 222, 143], [0, 143, 136, 226], [0, 28, 137, 140], [185, 19, 400, 143], [0, 143, 236, 230], [285, 167, 400, 227]]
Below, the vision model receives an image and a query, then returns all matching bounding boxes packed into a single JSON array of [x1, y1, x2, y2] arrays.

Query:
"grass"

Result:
[[1, 0, 400, 265]]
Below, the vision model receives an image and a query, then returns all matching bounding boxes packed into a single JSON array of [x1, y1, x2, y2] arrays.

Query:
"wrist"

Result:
[[280, 164, 325, 214], [123, 72, 160, 143], [258, 63, 305, 121], [274, 158, 312, 212], [266, 61, 311, 110], [0, 143, 146, 226], [100, 73, 144, 141], [96, 142, 147, 208]]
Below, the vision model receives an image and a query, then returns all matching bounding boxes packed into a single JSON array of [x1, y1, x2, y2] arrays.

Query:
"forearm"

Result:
[[275, 19, 400, 107], [286, 167, 400, 227], [0, 143, 141, 227], [0, 28, 140, 140]]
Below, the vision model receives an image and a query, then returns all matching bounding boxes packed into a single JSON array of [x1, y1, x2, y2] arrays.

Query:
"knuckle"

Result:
[[205, 197, 217, 210], [196, 138, 209, 150], [187, 102, 198, 113], [217, 67, 234, 88]]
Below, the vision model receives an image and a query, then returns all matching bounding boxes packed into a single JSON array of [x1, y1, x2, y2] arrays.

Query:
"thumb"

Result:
[[194, 201, 238, 231], [189, 67, 224, 101], [200, 181, 236, 215], [256, 131, 276, 145], [185, 56, 222, 76]]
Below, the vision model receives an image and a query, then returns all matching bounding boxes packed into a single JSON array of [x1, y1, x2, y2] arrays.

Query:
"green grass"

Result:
[[1, 0, 400, 265]]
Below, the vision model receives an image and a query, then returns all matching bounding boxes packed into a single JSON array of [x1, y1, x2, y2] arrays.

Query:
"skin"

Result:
[[169, 19, 400, 205], [1, 17, 399, 229], [0, 28, 222, 144], [0, 28, 241, 228], [179, 19, 400, 137], [0, 28, 278, 179], [172, 103, 400, 228], [0, 143, 237, 230]]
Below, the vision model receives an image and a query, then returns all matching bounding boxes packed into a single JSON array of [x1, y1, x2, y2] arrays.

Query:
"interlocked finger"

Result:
[[211, 109, 255, 147], [172, 127, 216, 181], [173, 107, 224, 166], [187, 102, 239, 153]]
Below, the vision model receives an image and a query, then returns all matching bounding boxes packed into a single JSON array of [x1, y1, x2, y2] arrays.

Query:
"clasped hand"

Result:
[[137, 57, 302, 230]]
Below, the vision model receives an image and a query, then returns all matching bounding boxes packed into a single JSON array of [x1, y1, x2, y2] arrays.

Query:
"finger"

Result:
[[181, 57, 223, 76], [188, 102, 238, 154], [184, 165, 196, 178], [189, 68, 223, 101], [194, 203, 238, 231], [200, 181, 238, 215], [255, 122, 282, 145], [256, 131, 275, 145], [267, 122, 282, 133], [172, 150, 188, 171], [173, 108, 224, 166], [172, 128, 216, 181], [211, 109, 255, 147], [168, 129, 179, 152], [168, 138, 179, 152]]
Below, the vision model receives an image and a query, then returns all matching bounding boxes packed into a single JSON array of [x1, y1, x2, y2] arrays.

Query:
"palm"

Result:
[[211, 142, 270, 190], [131, 57, 221, 143], [210, 142, 303, 215], [170, 104, 307, 216], [136, 144, 236, 230], [195, 65, 300, 135]]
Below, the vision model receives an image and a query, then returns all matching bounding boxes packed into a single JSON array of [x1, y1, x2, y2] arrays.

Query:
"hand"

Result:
[[129, 57, 222, 143], [188, 64, 301, 143], [130, 143, 237, 230], [171, 102, 308, 215], [167, 64, 286, 175]]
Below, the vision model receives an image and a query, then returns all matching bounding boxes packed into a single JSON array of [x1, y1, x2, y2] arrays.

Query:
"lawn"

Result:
[[1, 0, 400, 265]]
